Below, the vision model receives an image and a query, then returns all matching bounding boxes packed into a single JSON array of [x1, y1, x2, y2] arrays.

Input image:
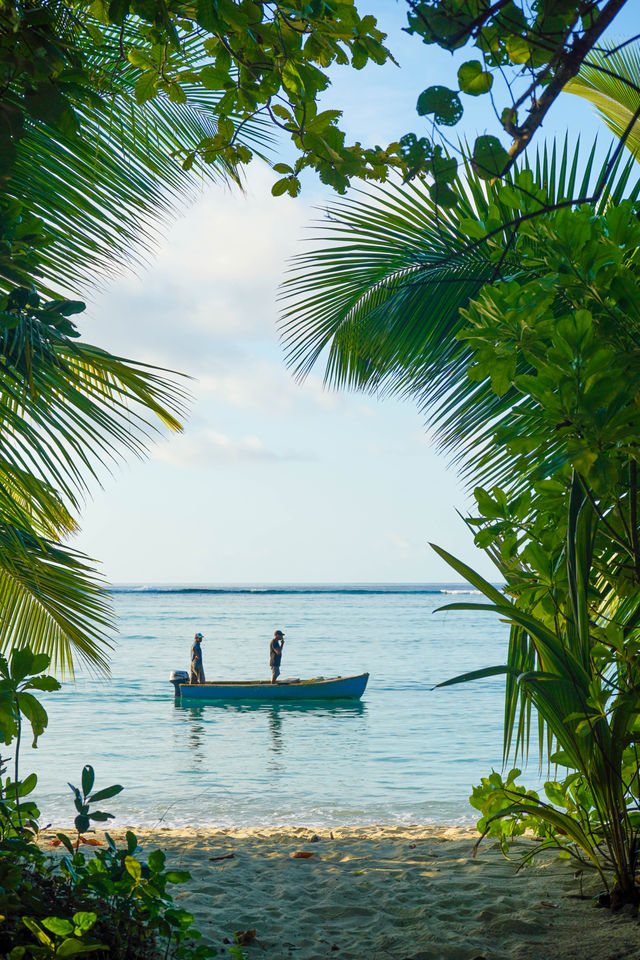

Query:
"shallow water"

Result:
[[27, 584, 536, 829]]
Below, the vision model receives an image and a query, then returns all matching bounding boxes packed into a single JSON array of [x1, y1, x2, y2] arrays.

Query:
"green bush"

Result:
[[0, 647, 215, 959]]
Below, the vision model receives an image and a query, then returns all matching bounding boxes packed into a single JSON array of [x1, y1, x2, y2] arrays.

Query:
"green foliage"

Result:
[[0, 284, 190, 674], [0, 0, 399, 213], [0, 648, 215, 958], [459, 200, 640, 501], [435, 471, 640, 905], [280, 138, 639, 491], [404, 0, 630, 187], [567, 39, 640, 163]]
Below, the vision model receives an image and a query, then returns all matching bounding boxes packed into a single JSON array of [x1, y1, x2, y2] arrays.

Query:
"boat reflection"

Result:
[[175, 699, 366, 756]]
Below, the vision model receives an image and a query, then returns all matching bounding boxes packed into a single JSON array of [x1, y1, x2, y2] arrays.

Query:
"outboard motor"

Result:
[[170, 670, 189, 697]]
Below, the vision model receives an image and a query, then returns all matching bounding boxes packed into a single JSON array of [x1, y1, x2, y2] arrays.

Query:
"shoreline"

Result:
[[40, 824, 640, 960]]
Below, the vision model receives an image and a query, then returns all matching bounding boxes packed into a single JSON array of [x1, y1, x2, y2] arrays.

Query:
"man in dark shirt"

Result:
[[190, 632, 205, 684], [270, 630, 285, 683]]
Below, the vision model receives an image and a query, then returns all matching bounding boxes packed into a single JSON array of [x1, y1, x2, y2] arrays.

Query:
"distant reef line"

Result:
[[109, 585, 486, 596]]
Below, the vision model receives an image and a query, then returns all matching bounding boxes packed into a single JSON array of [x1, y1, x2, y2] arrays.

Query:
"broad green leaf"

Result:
[[148, 848, 166, 872], [125, 856, 142, 882], [506, 36, 531, 64], [42, 917, 74, 937], [72, 912, 97, 933], [458, 60, 493, 96], [88, 784, 123, 803], [416, 86, 463, 125], [134, 72, 158, 104], [81, 765, 95, 798], [472, 135, 509, 179]]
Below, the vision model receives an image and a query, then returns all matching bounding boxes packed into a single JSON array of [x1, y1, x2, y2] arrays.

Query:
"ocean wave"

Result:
[[110, 585, 489, 596], [439, 589, 483, 595]]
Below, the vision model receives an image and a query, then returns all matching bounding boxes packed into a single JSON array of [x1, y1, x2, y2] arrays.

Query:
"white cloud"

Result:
[[151, 428, 311, 467], [197, 364, 344, 416], [81, 163, 312, 372]]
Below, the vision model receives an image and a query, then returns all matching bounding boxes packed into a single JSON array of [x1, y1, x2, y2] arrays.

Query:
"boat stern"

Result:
[[170, 670, 189, 696]]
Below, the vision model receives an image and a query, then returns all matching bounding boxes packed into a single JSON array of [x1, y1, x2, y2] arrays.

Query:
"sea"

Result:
[[27, 583, 533, 830]]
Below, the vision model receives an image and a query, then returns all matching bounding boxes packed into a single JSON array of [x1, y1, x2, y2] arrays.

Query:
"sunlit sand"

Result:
[[41, 825, 639, 959]]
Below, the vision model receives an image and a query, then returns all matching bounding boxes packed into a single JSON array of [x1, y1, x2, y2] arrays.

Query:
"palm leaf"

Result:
[[566, 40, 640, 162], [0, 308, 187, 674], [6, 18, 272, 296], [280, 139, 639, 490], [0, 317, 188, 512], [0, 520, 114, 676]]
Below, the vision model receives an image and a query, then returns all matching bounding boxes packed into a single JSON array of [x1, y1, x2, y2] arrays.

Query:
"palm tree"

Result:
[[278, 55, 640, 875], [0, 5, 271, 673], [279, 139, 639, 489], [0, 290, 189, 675], [566, 40, 640, 162], [279, 42, 640, 486], [1, 5, 269, 296]]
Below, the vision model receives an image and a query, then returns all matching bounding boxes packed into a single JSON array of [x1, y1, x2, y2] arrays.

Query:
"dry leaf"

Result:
[[291, 851, 314, 859], [79, 837, 103, 846], [209, 853, 235, 862], [234, 929, 256, 945]]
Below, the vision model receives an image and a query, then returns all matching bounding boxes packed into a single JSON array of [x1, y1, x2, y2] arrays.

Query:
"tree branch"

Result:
[[503, 0, 630, 173]]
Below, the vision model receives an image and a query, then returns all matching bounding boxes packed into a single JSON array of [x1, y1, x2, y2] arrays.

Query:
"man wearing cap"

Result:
[[190, 632, 205, 684], [270, 630, 285, 684]]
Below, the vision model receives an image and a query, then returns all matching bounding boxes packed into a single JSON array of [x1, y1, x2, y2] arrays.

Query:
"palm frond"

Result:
[[6, 17, 273, 295], [280, 138, 640, 490], [566, 40, 640, 162], [0, 321, 189, 512], [0, 519, 114, 677]]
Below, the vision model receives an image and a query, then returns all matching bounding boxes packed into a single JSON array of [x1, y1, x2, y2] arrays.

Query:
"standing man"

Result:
[[270, 630, 285, 684], [190, 632, 205, 684]]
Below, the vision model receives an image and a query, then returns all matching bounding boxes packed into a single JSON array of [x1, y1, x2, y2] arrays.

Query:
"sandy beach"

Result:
[[42, 825, 640, 960]]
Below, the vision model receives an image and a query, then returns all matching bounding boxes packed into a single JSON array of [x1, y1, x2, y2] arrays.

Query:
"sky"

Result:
[[72, 0, 640, 585]]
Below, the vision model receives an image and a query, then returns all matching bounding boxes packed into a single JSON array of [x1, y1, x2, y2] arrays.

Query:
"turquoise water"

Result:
[[28, 584, 526, 829]]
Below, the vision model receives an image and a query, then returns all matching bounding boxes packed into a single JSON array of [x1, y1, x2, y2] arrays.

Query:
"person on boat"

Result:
[[270, 630, 285, 683], [190, 632, 205, 684]]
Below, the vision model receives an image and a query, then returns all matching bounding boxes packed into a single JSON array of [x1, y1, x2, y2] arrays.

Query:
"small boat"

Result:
[[169, 671, 369, 702]]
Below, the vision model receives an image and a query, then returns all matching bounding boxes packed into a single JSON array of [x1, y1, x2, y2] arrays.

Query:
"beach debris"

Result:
[[540, 900, 558, 908], [407, 843, 416, 849], [209, 853, 235, 862], [309, 834, 321, 842], [234, 929, 257, 945], [291, 851, 315, 859], [49, 836, 102, 847]]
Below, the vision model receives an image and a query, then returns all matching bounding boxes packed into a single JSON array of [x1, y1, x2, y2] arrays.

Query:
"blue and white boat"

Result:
[[170, 671, 369, 702]]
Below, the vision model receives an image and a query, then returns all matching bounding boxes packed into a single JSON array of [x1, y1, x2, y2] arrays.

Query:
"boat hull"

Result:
[[175, 673, 369, 702]]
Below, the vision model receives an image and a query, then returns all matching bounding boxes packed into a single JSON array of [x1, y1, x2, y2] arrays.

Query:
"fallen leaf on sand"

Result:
[[540, 901, 558, 908], [48, 839, 62, 846], [234, 930, 256, 945], [291, 851, 315, 859], [79, 837, 103, 846], [209, 853, 235, 862]]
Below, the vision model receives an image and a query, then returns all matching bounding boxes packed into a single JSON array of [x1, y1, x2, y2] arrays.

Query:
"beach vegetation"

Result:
[[425, 190, 640, 904], [0, 646, 214, 959], [0, 3, 633, 675], [278, 26, 640, 907]]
